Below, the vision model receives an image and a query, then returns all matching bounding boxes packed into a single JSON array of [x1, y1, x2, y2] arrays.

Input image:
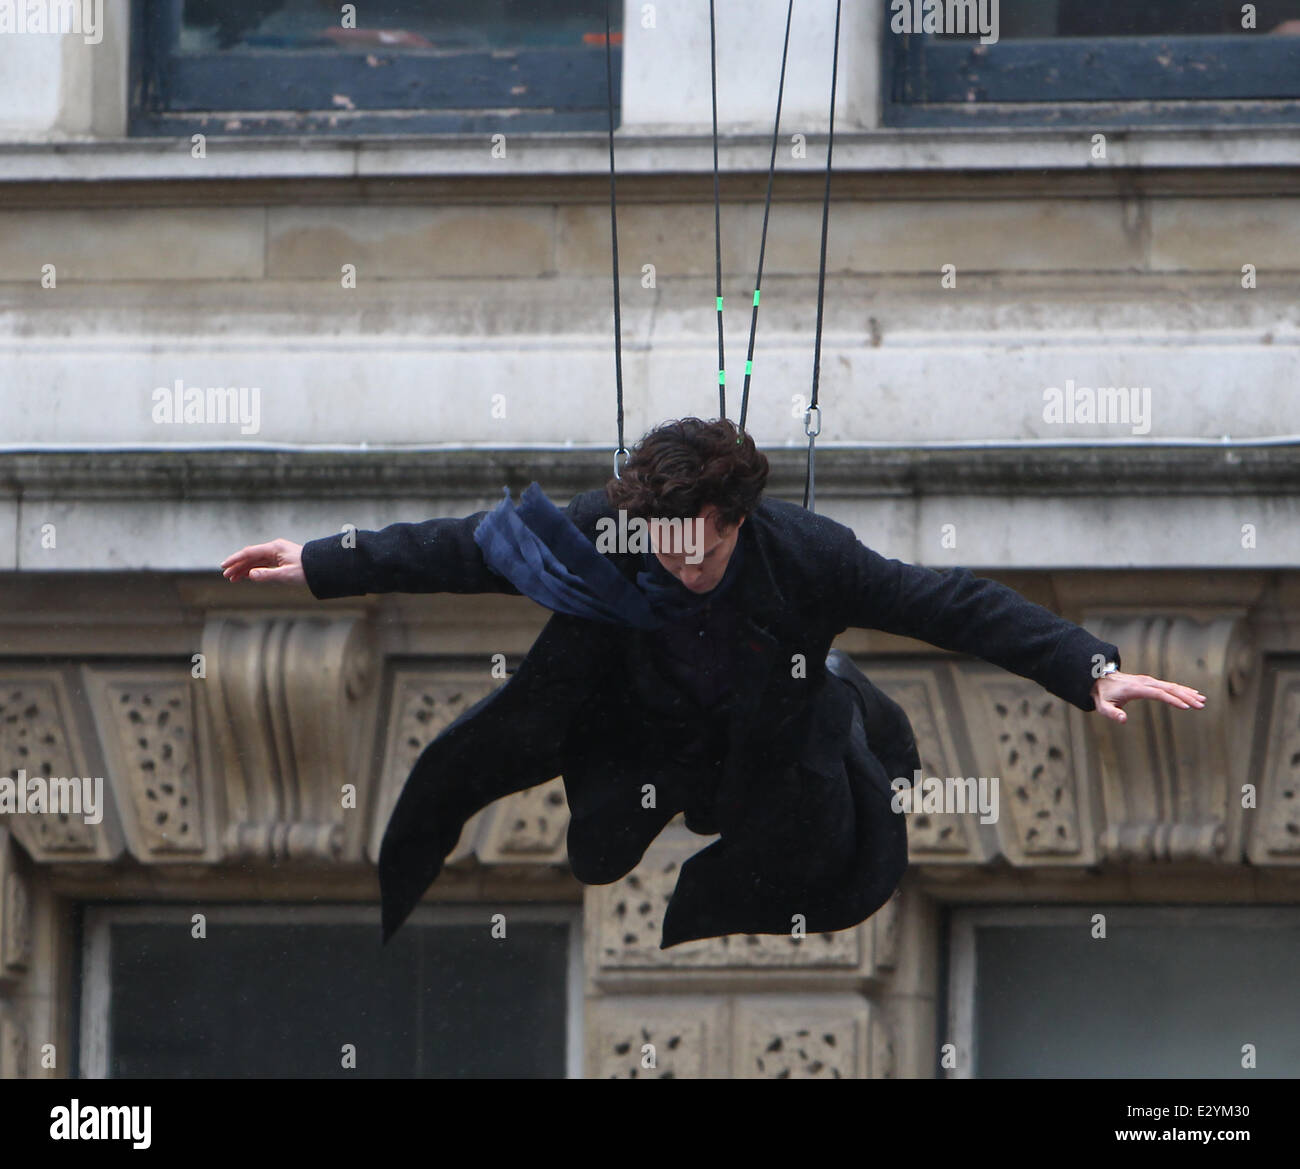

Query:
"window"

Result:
[[130, 0, 623, 137], [79, 904, 582, 1077], [946, 906, 1300, 1077], [884, 0, 1300, 127]]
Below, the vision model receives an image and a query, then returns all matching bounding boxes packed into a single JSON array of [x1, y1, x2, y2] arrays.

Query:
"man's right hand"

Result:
[[221, 539, 306, 586]]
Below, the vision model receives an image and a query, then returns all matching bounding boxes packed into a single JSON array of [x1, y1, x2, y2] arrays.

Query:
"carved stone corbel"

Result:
[[199, 613, 378, 863], [1086, 614, 1253, 863], [1248, 664, 1300, 865]]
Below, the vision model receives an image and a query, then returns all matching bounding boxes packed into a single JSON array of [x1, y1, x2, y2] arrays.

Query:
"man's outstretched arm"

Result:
[[837, 537, 1204, 720], [220, 488, 614, 599], [304, 509, 526, 599], [221, 509, 520, 598]]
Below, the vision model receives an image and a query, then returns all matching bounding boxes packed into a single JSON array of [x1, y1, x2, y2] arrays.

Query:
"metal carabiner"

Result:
[[613, 446, 630, 479], [804, 404, 822, 438]]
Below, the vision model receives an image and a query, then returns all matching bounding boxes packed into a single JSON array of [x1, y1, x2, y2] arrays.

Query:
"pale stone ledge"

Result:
[[3, 129, 1300, 187]]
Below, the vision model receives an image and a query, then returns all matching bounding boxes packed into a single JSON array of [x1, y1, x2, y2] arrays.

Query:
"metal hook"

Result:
[[613, 446, 630, 479]]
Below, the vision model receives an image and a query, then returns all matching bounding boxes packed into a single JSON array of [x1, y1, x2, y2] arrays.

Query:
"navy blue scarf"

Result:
[[473, 482, 744, 631]]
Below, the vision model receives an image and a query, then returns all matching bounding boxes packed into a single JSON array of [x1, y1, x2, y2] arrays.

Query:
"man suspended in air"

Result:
[[220, 417, 1205, 949]]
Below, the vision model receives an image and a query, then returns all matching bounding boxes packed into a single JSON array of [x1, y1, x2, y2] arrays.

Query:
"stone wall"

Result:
[[0, 0, 1297, 1079]]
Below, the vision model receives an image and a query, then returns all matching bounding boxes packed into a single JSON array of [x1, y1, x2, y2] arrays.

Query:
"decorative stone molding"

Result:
[[872, 668, 992, 862], [585, 994, 894, 1078], [734, 995, 872, 1078], [585, 997, 729, 1078], [200, 613, 378, 863], [0, 610, 1281, 896], [1248, 663, 1300, 864], [0, 829, 32, 983], [587, 825, 866, 974], [374, 667, 570, 868], [0, 670, 121, 863], [0, 1004, 28, 1079], [870, 1000, 898, 1079], [1088, 615, 1252, 863], [963, 671, 1090, 864], [871, 887, 902, 973], [0, 832, 35, 1080], [373, 668, 500, 866], [475, 777, 569, 864], [82, 669, 208, 861]]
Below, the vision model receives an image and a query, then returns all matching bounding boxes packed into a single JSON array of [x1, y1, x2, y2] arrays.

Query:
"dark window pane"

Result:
[[131, 0, 623, 136], [916, 1, 1300, 39], [883, 1, 1300, 123], [972, 919, 1300, 1077], [995, 0, 1300, 38], [180, 0, 619, 54], [104, 914, 571, 1077]]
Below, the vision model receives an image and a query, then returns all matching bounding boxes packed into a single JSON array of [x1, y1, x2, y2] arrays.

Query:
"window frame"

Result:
[[946, 904, 1299, 1079], [128, 0, 624, 138], [78, 902, 584, 1078], [884, 19, 1300, 128]]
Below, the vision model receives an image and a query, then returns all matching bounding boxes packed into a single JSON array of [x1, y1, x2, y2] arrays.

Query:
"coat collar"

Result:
[[720, 505, 788, 720], [606, 498, 786, 629], [731, 501, 786, 633]]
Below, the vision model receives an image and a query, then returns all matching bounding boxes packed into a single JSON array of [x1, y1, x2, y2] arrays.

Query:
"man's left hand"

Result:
[[1091, 671, 1206, 724]]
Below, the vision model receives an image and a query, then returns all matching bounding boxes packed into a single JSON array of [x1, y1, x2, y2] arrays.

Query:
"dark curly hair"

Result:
[[604, 417, 769, 530]]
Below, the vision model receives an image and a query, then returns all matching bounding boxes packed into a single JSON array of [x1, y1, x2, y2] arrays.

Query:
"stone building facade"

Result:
[[1, 0, 1298, 1078]]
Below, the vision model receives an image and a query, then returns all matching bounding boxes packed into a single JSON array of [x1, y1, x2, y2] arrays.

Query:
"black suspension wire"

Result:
[[606, 0, 836, 508], [604, 0, 628, 479], [710, 0, 726, 421], [804, 0, 842, 513], [737, 0, 795, 437]]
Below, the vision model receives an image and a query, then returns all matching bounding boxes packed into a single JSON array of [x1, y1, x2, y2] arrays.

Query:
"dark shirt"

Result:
[[629, 537, 746, 768], [652, 587, 742, 711]]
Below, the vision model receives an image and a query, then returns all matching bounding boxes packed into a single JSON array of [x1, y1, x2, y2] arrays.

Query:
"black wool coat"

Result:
[[301, 488, 1120, 949]]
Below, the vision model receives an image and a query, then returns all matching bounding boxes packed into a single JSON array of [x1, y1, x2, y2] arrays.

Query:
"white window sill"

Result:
[[0, 126, 1298, 183]]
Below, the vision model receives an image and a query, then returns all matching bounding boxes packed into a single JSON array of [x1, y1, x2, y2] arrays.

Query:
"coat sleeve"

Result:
[[837, 536, 1121, 713], [299, 490, 609, 600]]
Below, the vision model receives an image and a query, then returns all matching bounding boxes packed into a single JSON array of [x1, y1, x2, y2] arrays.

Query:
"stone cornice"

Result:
[[3, 129, 1300, 202], [0, 445, 1296, 501], [4, 165, 1300, 210]]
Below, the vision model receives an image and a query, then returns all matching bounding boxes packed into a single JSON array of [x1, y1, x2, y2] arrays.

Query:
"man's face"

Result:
[[650, 504, 745, 594]]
